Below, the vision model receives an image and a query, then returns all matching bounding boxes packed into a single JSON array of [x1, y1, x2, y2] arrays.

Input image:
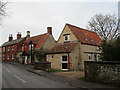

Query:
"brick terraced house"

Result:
[[1, 33, 26, 62], [46, 24, 102, 71], [20, 27, 56, 64]]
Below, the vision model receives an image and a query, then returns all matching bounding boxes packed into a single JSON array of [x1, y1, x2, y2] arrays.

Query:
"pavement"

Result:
[[5, 61, 120, 89]]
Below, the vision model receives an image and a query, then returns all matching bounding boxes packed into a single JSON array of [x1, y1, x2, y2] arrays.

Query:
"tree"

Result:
[[100, 36, 120, 61], [33, 48, 47, 62], [87, 14, 120, 41], [0, 0, 7, 25]]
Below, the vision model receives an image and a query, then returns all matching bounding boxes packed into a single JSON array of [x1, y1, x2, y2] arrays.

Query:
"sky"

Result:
[[0, 0, 119, 45]]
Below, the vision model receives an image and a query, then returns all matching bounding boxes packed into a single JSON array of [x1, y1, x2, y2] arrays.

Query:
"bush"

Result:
[[34, 61, 51, 71]]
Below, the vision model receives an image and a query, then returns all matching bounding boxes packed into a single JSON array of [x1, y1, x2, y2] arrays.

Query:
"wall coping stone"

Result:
[[84, 61, 120, 64]]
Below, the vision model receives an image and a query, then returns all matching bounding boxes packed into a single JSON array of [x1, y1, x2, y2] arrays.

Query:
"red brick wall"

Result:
[[2, 38, 26, 62], [2, 44, 17, 61]]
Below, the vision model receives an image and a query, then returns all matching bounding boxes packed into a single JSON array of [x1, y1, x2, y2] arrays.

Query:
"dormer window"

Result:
[[85, 39, 88, 41], [63, 34, 70, 42]]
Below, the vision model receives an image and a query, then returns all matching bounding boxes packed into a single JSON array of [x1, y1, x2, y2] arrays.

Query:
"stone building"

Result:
[[46, 24, 102, 71]]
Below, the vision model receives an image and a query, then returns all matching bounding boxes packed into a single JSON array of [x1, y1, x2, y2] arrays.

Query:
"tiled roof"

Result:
[[24, 33, 49, 48], [47, 43, 78, 54], [1, 38, 24, 47], [67, 24, 102, 46]]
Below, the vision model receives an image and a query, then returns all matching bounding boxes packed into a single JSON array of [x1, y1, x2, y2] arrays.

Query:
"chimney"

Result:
[[26, 31, 30, 40], [17, 32, 21, 39], [9, 34, 13, 41], [47, 27, 52, 35]]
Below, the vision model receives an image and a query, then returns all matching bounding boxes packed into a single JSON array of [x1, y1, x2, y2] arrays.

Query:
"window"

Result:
[[3, 54, 5, 57], [29, 44, 34, 50], [62, 56, 68, 62], [85, 39, 88, 41], [3, 47, 5, 52], [94, 54, 97, 61], [88, 54, 92, 61], [8, 47, 10, 51], [61, 55, 68, 70], [7, 55, 10, 60], [63, 34, 70, 42], [65, 35, 68, 41], [12, 45, 14, 50], [3, 55, 5, 60], [50, 55, 54, 59], [12, 54, 14, 59], [91, 40, 94, 42]]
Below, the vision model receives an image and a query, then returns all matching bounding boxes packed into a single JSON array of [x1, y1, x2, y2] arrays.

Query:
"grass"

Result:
[[79, 77, 86, 81]]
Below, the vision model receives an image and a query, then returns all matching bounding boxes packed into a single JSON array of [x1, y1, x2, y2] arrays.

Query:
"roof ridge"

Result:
[[30, 33, 48, 39], [66, 23, 96, 34], [4, 37, 24, 43]]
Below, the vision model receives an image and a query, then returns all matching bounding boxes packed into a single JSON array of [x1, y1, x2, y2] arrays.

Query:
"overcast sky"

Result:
[[0, 0, 119, 45]]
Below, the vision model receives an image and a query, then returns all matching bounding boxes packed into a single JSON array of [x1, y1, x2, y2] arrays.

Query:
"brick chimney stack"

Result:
[[26, 31, 30, 40], [9, 34, 13, 41], [47, 27, 52, 35], [17, 32, 21, 39]]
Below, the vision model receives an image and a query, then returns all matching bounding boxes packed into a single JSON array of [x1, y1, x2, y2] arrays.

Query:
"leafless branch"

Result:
[[87, 14, 120, 41]]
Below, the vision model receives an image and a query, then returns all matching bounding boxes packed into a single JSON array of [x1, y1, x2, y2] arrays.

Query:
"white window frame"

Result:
[[8, 47, 10, 51], [7, 55, 10, 60], [12, 45, 14, 50], [61, 55, 68, 70], [64, 35, 70, 42], [88, 54, 92, 61], [50, 55, 54, 59], [29, 44, 34, 50], [12, 54, 14, 59], [3, 47, 5, 52]]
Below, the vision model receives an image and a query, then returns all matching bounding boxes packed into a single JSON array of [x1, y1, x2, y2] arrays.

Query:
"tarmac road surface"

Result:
[[2, 62, 74, 88]]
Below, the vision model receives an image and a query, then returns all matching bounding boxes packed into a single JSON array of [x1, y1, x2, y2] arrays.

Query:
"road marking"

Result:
[[2, 66, 11, 73], [14, 75, 26, 83]]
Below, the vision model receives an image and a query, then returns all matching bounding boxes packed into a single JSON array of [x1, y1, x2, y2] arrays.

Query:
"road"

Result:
[[2, 62, 73, 88]]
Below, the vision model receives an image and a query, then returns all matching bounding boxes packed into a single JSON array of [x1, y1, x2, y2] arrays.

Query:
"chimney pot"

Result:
[[17, 32, 21, 39], [26, 31, 30, 40], [9, 34, 13, 41], [47, 27, 52, 35]]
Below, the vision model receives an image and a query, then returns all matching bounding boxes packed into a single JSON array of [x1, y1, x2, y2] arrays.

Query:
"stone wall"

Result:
[[84, 61, 120, 86]]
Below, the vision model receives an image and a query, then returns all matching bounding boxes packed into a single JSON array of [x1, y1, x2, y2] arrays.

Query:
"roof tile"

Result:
[[47, 43, 78, 54], [67, 24, 102, 46], [24, 33, 49, 48]]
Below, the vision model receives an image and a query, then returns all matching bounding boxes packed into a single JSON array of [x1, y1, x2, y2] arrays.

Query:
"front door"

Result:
[[61, 55, 68, 70]]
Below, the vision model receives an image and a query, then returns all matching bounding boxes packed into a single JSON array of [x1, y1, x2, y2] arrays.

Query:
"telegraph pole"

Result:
[[118, 1, 120, 21], [118, 1, 120, 37]]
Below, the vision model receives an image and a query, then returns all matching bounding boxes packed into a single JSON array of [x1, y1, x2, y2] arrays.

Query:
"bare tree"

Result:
[[0, 0, 7, 25], [87, 14, 120, 41]]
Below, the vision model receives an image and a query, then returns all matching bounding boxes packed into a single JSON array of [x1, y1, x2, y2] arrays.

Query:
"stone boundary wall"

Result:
[[84, 61, 120, 86]]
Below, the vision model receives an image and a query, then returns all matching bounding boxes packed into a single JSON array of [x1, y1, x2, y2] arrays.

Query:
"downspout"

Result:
[[68, 53, 70, 71]]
